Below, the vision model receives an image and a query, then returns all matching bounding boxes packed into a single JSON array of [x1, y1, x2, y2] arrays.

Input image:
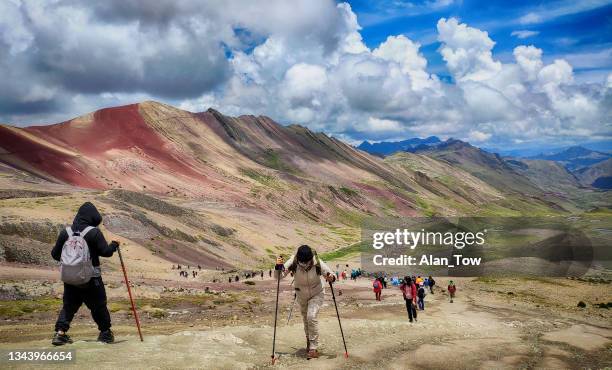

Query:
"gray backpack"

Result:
[[60, 226, 95, 285]]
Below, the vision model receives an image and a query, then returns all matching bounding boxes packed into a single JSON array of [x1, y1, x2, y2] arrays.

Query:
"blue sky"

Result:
[[349, 0, 612, 83], [0, 0, 610, 149]]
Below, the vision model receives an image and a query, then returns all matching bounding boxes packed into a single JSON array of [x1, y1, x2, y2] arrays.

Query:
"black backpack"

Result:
[[418, 287, 425, 298]]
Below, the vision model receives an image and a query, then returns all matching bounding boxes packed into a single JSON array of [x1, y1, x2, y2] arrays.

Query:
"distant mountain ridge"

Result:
[[529, 146, 612, 171], [360, 135, 612, 192], [357, 136, 441, 156], [484, 141, 612, 158], [412, 139, 544, 195], [574, 158, 612, 189]]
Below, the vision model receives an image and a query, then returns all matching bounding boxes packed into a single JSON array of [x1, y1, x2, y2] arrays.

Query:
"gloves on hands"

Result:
[[274, 256, 285, 271], [110, 240, 120, 251]]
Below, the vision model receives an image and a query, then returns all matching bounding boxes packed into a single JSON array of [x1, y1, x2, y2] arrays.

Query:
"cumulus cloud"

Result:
[[434, 18, 609, 144], [437, 18, 502, 82], [514, 45, 543, 81], [0, 1, 609, 147], [0, 0, 345, 119]]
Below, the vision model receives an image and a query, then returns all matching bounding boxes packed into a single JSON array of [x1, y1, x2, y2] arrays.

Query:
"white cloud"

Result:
[[0, 2, 609, 148], [514, 45, 543, 81], [537, 59, 574, 88], [467, 130, 492, 142], [434, 18, 608, 144], [511, 30, 539, 39], [282, 64, 328, 102], [518, 0, 612, 25], [372, 35, 437, 90], [518, 13, 542, 25], [437, 18, 501, 82], [551, 48, 612, 70], [362, 117, 404, 134]]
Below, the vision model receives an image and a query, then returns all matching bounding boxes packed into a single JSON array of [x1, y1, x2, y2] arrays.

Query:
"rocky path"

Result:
[[2, 280, 610, 369]]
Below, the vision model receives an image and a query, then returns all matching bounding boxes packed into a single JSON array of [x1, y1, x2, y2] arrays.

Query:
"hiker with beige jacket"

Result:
[[275, 245, 335, 359]]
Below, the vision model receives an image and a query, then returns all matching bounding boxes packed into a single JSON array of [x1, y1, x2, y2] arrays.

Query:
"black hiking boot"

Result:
[[52, 332, 72, 346], [97, 329, 114, 344]]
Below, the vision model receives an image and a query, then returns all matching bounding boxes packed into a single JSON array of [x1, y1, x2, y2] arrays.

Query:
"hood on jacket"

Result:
[[72, 202, 102, 231]]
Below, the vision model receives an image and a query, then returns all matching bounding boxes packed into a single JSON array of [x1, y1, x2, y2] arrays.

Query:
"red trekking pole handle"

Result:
[[117, 245, 143, 342]]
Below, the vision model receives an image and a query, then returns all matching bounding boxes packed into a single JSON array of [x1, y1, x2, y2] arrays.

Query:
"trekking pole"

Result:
[[271, 259, 284, 364], [117, 245, 144, 342], [286, 292, 297, 325], [328, 280, 348, 358]]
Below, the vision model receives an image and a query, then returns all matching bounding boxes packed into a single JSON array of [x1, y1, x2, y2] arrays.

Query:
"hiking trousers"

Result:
[[55, 277, 111, 332], [299, 291, 324, 350], [404, 298, 417, 321], [417, 297, 424, 310]]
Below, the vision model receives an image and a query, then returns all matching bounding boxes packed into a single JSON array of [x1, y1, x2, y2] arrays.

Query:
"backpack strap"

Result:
[[80, 226, 95, 237], [66, 226, 95, 237], [313, 250, 321, 276]]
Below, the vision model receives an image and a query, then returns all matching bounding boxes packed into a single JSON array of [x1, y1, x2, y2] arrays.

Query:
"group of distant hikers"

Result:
[[172, 264, 202, 278], [224, 270, 267, 283], [178, 270, 198, 278], [334, 265, 363, 281], [49, 201, 455, 361], [373, 274, 457, 321], [172, 263, 272, 282]]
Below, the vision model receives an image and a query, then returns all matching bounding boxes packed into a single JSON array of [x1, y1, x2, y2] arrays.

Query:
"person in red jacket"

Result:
[[400, 276, 417, 322], [373, 277, 383, 301], [448, 280, 456, 303]]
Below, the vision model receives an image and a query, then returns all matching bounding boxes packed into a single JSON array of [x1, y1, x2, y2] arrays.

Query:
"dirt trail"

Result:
[[1, 280, 610, 369]]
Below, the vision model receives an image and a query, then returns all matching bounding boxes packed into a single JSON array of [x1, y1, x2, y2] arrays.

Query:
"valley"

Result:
[[0, 102, 609, 368]]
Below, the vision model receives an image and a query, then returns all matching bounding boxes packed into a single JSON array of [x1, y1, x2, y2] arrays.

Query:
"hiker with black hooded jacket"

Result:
[[275, 245, 335, 359], [50, 202, 118, 345]]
